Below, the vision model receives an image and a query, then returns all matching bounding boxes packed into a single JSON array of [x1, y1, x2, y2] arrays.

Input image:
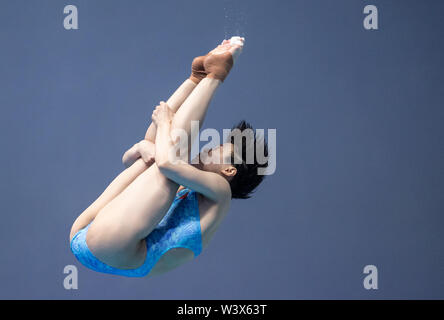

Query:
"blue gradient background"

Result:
[[0, 0, 443, 299]]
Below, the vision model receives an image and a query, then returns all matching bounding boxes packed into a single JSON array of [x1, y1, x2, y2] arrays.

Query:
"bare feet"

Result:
[[204, 38, 244, 82], [190, 55, 207, 84], [189, 37, 245, 84]]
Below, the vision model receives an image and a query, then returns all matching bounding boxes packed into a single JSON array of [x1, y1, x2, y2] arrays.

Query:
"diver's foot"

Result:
[[204, 37, 245, 82], [189, 55, 207, 84]]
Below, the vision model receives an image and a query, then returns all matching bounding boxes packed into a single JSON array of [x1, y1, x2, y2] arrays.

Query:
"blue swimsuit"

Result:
[[70, 188, 202, 277]]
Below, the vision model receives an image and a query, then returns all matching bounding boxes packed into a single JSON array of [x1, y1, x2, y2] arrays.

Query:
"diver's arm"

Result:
[[153, 103, 231, 202], [159, 161, 231, 203]]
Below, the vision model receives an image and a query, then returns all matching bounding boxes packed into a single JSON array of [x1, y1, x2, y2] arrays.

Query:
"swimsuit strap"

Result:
[[176, 187, 193, 200]]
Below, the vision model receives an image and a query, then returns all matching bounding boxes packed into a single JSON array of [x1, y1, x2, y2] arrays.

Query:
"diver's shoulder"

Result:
[[196, 188, 231, 210]]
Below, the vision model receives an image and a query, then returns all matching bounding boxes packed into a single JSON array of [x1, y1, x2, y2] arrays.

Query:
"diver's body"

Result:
[[69, 38, 265, 277]]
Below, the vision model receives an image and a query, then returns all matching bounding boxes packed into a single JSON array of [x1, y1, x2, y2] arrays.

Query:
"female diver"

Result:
[[69, 37, 268, 277]]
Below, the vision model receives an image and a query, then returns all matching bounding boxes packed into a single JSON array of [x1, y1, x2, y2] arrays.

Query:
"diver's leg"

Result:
[[86, 78, 224, 259], [170, 39, 244, 154], [69, 157, 153, 241], [83, 40, 243, 269], [145, 38, 244, 144], [143, 53, 210, 142], [85, 164, 179, 268], [121, 42, 243, 238], [71, 78, 199, 266], [170, 78, 220, 136], [70, 79, 196, 237], [85, 76, 226, 267], [144, 79, 196, 143], [70, 63, 206, 236]]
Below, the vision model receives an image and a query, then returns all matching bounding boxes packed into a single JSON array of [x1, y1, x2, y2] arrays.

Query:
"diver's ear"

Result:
[[221, 166, 237, 177]]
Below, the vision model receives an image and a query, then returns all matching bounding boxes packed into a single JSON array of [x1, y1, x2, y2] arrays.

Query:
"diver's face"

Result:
[[196, 143, 234, 173]]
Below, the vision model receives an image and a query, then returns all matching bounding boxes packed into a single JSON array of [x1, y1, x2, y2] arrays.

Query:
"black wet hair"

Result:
[[227, 120, 268, 199]]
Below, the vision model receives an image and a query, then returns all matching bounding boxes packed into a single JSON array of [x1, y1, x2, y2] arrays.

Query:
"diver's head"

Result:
[[195, 120, 268, 199]]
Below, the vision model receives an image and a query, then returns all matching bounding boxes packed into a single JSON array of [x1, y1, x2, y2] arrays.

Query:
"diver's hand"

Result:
[[151, 101, 173, 127], [122, 140, 155, 168]]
